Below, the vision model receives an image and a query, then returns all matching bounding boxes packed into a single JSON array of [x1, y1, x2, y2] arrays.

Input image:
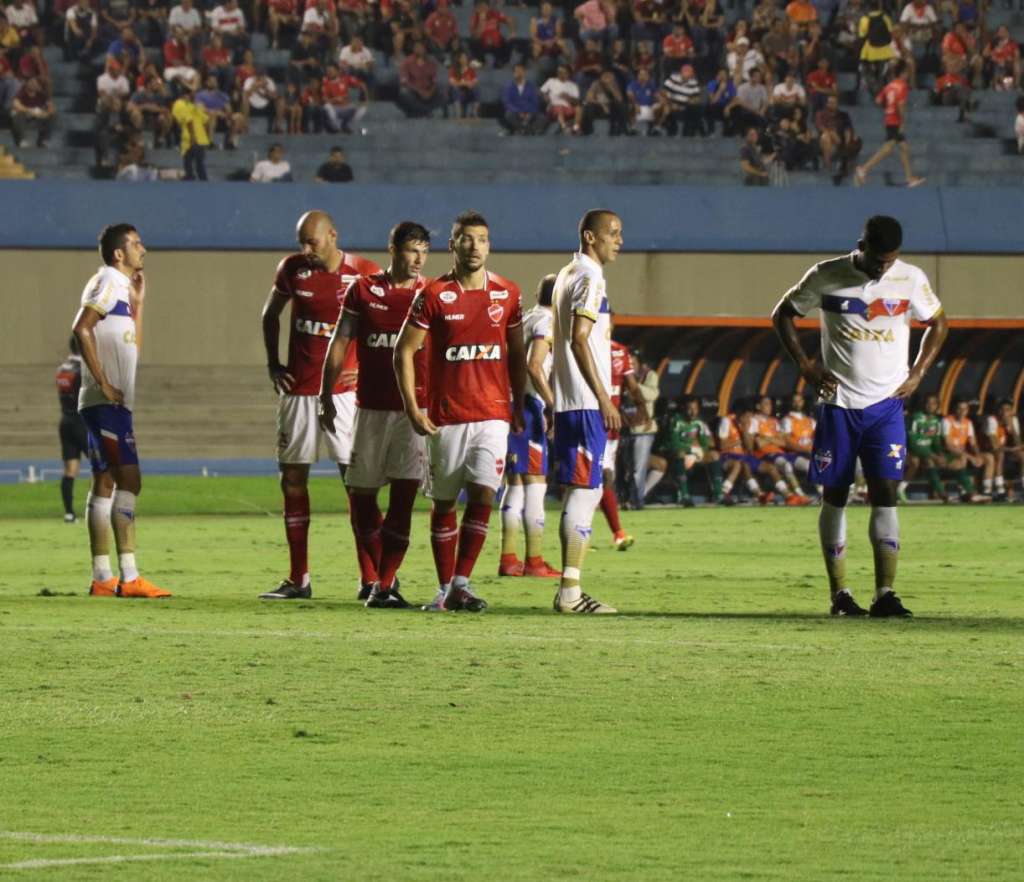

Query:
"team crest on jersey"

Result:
[[439, 291, 458, 304], [295, 289, 314, 298], [495, 457, 504, 477], [487, 304, 504, 325], [410, 294, 425, 317], [489, 289, 508, 300], [369, 285, 386, 298], [814, 449, 833, 472], [296, 269, 312, 280]]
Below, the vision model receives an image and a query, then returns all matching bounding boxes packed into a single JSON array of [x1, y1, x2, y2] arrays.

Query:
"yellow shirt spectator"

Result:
[[858, 11, 895, 62], [171, 96, 211, 154]]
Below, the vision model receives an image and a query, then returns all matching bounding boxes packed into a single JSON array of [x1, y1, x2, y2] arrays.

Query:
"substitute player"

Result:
[[394, 211, 527, 612], [643, 395, 722, 506], [985, 399, 1022, 502], [71, 223, 170, 598], [780, 391, 816, 495], [499, 274, 561, 579], [318, 221, 430, 609], [854, 62, 925, 188], [900, 392, 946, 501], [260, 210, 381, 600], [550, 209, 623, 614], [56, 335, 89, 523], [772, 215, 948, 617], [746, 394, 811, 505]]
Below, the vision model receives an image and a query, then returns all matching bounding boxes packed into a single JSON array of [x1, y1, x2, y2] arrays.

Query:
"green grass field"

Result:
[[1, 478, 1022, 880]]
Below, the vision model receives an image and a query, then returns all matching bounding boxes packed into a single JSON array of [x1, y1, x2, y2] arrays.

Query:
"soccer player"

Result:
[[259, 210, 381, 600], [318, 221, 430, 608], [854, 61, 925, 188], [499, 274, 561, 579], [942, 398, 995, 502], [643, 395, 722, 506], [71, 223, 170, 598], [772, 215, 948, 617], [780, 391, 817, 494], [393, 211, 527, 612], [56, 335, 89, 523], [550, 209, 623, 614], [599, 336, 649, 547], [900, 392, 946, 501], [717, 403, 764, 504], [985, 400, 1022, 502], [746, 394, 811, 505]]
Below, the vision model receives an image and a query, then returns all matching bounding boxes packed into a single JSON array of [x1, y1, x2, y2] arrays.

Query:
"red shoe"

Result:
[[523, 556, 561, 578], [498, 554, 525, 577], [785, 493, 812, 506], [758, 491, 775, 505], [89, 577, 117, 597], [116, 576, 172, 598]]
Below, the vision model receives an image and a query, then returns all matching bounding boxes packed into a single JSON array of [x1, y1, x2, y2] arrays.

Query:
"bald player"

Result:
[[260, 210, 381, 600]]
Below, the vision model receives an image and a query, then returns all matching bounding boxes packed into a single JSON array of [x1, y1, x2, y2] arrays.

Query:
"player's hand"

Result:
[[317, 395, 337, 434], [101, 381, 125, 405], [801, 363, 838, 400], [892, 370, 922, 399], [407, 407, 438, 437], [339, 368, 358, 388], [599, 396, 622, 433], [130, 270, 146, 307], [268, 364, 295, 394], [511, 400, 525, 434]]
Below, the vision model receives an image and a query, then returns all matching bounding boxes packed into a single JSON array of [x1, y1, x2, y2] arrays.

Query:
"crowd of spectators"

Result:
[[1, 0, 1021, 179]]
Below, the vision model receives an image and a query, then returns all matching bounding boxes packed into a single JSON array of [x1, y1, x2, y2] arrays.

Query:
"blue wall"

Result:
[[0, 181, 1020, 253]]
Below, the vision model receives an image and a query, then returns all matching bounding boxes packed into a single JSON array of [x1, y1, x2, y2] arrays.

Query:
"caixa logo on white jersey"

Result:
[[366, 332, 399, 349], [295, 318, 336, 337], [444, 344, 502, 362]]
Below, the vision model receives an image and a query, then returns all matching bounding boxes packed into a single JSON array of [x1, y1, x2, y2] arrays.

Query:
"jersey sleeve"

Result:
[[352, 254, 383, 276], [272, 257, 294, 298], [81, 270, 119, 315], [909, 268, 942, 321], [408, 287, 436, 331], [783, 264, 823, 316], [569, 271, 604, 322], [717, 418, 730, 439], [533, 309, 553, 341], [507, 284, 523, 329], [340, 278, 362, 318], [941, 416, 953, 438]]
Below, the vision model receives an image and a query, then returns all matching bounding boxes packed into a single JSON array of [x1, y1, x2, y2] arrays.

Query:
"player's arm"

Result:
[[71, 306, 124, 405], [261, 288, 294, 393], [771, 297, 838, 400], [506, 322, 527, 433], [622, 371, 650, 423], [892, 309, 948, 399], [525, 337, 555, 412], [393, 322, 436, 436], [317, 310, 356, 433], [129, 270, 145, 355], [570, 314, 621, 432]]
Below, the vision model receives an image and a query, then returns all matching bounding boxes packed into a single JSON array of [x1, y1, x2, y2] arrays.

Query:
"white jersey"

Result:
[[784, 254, 941, 410], [521, 304, 553, 402], [78, 266, 138, 412], [552, 252, 611, 413]]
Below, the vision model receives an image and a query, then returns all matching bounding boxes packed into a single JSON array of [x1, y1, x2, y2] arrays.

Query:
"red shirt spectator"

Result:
[[878, 76, 908, 126], [425, 0, 458, 49], [988, 30, 1019, 66], [321, 71, 361, 105], [17, 49, 49, 82], [163, 36, 190, 67], [399, 48, 438, 96], [934, 70, 967, 92], [662, 28, 694, 59], [805, 61, 836, 95], [471, 2, 511, 49], [941, 27, 974, 58], [449, 62, 478, 89], [202, 42, 232, 68]]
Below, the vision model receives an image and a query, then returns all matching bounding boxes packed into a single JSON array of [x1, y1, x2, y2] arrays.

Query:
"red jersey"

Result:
[[272, 251, 381, 396], [661, 33, 693, 58], [878, 78, 908, 126], [163, 39, 189, 66], [609, 340, 633, 441], [342, 271, 427, 411], [409, 270, 522, 426]]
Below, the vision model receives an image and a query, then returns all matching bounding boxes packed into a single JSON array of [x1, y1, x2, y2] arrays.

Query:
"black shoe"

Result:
[[869, 590, 912, 618], [358, 574, 399, 600], [260, 579, 312, 600], [830, 589, 868, 617], [364, 585, 411, 608], [444, 585, 488, 612], [677, 495, 696, 508]]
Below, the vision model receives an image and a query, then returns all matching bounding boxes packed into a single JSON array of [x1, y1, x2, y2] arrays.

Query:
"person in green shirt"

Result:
[[643, 395, 724, 506], [900, 392, 945, 502]]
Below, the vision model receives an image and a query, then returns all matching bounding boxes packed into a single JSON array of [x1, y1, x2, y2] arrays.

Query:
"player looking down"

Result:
[[260, 210, 380, 600], [71, 223, 170, 598], [644, 395, 722, 506], [394, 211, 527, 612], [773, 215, 948, 617], [901, 393, 946, 501], [318, 221, 431, 609]]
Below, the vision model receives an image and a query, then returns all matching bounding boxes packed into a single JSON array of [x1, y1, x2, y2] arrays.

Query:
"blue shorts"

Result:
[[80, 404, 139, 473], [810, 398, 906, 488], [553, 409, 606, 489], [720, 451, 760, 470], [507, 396, 548, 476]]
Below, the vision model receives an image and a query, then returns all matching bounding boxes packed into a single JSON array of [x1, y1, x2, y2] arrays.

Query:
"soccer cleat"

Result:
[[357, 581, 374, 600], [523, 557, 561, 578], [907, 176, 926, 188], [259, 579, 311, 600], [443, 585, 488, 612], [676, 495, 696, 508], [960, 492, 992, 504], [613, 531, 634, 551], [784, 493, 812, 506], [421, 587, 448, 612], [63, 513, 77, 523], [720, 494, 736, 506], [89, 577, 118, 597], [553, 592, 618, 614], [757, 491, 775, 506], [830, 589, 869, 617], [117, 577, 172, 599], [869, 591, 913, 618], [498, 554, 525, 577], [364, 584, 411, 609]]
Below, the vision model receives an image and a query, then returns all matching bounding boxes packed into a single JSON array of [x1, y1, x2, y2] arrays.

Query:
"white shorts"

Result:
[[427, 419, 509, 500], [277, 392, 356, 465], [602, 438, 620, 471], [346, 408, 426, 488]]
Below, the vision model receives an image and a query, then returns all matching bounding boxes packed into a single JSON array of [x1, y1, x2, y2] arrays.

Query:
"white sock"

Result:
[[523, 481, 547, 542], [450, 575, 469, 591], [746, 478, 760, 494], [898, 480, 908, 491], [119, 552, 138, 583], [982, 478, 992, 493], [995, 475, 1005, 490], [86, 492, 114, 581], [558, 486, 601, 600], [819, 501, 847, 551], [92, 555, 113, 582], [777, 457, 794, 478], [775, 480, 789, 495], [643, 468, 664, 496], [113, 489, 139, 581], [722, 479, 733, 495], [500, 482, 525, 533], [868, 506, 900, 600]]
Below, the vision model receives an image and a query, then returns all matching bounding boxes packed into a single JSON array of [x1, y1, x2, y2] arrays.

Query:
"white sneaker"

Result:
[[553, 592, 618, 614], [421, 587, 448, 612]]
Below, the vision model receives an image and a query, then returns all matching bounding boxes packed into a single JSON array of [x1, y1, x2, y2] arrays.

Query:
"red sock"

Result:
[[430, 507, 458, 586], [454, 502, 492, 580], [349, 491, 383, 584], [378, 480, 418, 589], [283, 492, 310, 585], [600, 484, 623, 535]]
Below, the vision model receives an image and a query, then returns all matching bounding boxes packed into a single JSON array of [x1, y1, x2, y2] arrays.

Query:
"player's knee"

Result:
[[823, 485, 849, 508], [466, 483, 496, 507], [93, 470, 115, 495], [867, 480, 898, 507]]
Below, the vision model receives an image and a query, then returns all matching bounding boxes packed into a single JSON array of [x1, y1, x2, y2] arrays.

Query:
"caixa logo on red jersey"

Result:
[[366, 332, 399, 349], [295, 318, 336, 337], [487, 304, 504, 325], [444, 344, 502, 362]]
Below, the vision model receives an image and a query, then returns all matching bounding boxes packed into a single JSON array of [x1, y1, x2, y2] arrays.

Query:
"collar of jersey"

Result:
[[573, 251, 603, 276]]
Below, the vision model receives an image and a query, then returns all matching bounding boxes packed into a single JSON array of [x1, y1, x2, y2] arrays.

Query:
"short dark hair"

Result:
[[452, 210, 488, 238], [390, 220, 431, 250], [996, 398, 1012, 409], [951, 397, 969, 410], [578, 209, 617, 243], [269, 142, 283, 153], [98, 223, 137, 266], [536, 274, 556, 307], [863, 215, 902, 253], [330, 145, 344, 154], [680, 394, 698, 408]]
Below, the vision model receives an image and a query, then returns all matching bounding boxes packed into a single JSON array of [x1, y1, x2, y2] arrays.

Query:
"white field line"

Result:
[[0, 832, 319, 872]]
